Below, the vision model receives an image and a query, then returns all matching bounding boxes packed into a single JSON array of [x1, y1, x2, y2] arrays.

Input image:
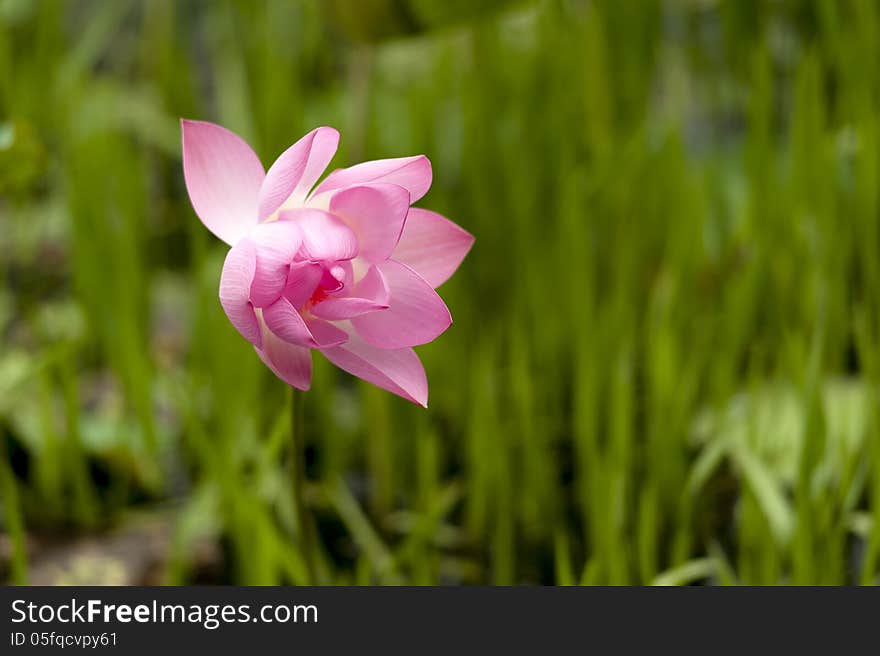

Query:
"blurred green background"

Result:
[[2, 0, 880, 585]]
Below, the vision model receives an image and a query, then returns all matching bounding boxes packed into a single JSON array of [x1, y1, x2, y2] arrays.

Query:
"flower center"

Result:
[[300, 262, 347, 312], [305, 285, 329, 310]]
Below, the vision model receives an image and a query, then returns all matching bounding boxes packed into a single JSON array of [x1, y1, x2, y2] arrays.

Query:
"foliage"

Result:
[[2, 0, 880, 585]]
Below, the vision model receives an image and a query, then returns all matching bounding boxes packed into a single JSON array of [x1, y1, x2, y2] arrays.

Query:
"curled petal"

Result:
[[392, 208, 474, 288], [263, 296, 317, 347], [320, 266, 345, 292], [284, 261, 323, 308], [328, 184, 411, 262], [280, 209, 358, 262], [248, 220, 303, 307], [310, 265, 389, 320], [181, 120, 265, 245], [258, 127, 339, 220], [218, 239, 261, 348], [352, 260, 451, 349], [321, 330, 428, 407], [329, 260, 353, 290], [355, 263, 391, 301], [312, 155, 432, 203], [255, 319, 312, 390]]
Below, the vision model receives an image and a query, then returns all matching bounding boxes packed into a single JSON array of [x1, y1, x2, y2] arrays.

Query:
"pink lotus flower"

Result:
[[181, 120, 473, 406]]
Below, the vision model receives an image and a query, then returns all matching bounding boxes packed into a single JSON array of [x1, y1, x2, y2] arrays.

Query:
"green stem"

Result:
[[290, 388, 317, 584]]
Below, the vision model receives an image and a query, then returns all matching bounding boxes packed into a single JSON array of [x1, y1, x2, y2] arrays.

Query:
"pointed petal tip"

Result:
[[315, 125, 341, 140], [391, 209, 474, 288], [179, 117, 215, 132], [411, 382, 429, 408], [258, 126, 341, 219], [320, 335, 428, 406]]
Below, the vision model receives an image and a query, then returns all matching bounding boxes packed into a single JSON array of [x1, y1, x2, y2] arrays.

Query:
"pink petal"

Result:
[[351, 260, 451, 349], [355, 263, 391, 302], [255, 319, 312, 390], [320, 331, 428, 407], [258, 127, 339, 220], [181, 120, 265, 246], [218, 239, 261, 348], [279, 209, 358, 262], [310, 297, 388, 320], [310, 265, 390, 320], [312, 155, 432, 203], [329, 260, 353, 289], [391, 209, 474, 288], [248, 220, 303, 307], [328, 184, 411, 262], [283, 261, 323, 308], [320, 266, 345, 292], [305, 318, 348, 347], [262, 296, 317, 347]]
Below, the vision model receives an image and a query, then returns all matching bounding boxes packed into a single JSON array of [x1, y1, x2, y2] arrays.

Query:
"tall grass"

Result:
[[1, 0, 879, 585]]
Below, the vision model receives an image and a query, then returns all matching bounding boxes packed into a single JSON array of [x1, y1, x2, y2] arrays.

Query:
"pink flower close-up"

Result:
[[181, 120, 474, 406]]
